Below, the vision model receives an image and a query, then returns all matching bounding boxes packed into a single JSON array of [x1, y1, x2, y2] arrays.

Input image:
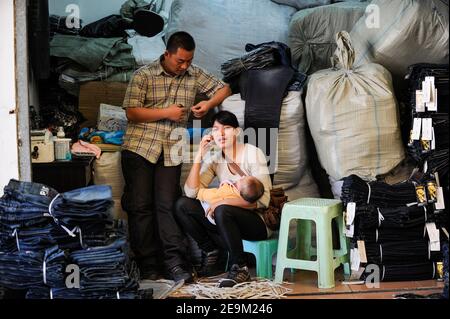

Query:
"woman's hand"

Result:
[[195, 134, 214, 162]]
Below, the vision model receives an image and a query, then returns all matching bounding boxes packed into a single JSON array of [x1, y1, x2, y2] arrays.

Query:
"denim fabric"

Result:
[[0, 246, 66, 289]]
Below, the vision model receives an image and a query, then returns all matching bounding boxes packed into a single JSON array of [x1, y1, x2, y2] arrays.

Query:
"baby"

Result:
[[197, 176, 265, 225]]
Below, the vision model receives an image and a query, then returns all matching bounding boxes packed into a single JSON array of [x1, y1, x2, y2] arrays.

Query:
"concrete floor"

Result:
[[279, 268, 444, 299]]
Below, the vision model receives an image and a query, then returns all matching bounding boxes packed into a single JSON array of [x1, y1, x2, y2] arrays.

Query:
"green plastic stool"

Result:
[[243, 238, 278, 279], [274, 198, 350, 288]]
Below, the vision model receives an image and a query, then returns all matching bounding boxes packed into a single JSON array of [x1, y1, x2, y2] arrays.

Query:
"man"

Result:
[[121, 31, 231, 282]]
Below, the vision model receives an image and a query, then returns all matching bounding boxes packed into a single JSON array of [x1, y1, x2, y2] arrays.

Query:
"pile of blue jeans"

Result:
[[0, 245, 66, 289], [0, 179, 148, 299]]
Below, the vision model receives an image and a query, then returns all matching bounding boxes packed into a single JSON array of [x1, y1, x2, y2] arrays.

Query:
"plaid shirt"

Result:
[[122, 57, 225, 166]]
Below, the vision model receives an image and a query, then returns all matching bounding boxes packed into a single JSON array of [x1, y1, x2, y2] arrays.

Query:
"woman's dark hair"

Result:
[[166, 31, 196, 53], [210, 111, 239, 128]]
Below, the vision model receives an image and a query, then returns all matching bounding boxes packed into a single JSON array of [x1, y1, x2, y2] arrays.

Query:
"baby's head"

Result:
[[236, 176, 265, 204]]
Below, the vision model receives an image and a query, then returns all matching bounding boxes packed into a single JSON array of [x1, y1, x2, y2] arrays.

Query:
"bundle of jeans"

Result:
[[355, 225, 426, 244], [341, 175, 417, 207], [0, 246, 66, 290], [25, 284, 153, 299], [0, 180, 59, 253], [361, 262, 438, 282], [48, 185, 114, 249], [66, 237, 139, 297], [365, 240, 442, 265], [0, 221, 57, 253], [353, 205, 428, 230]]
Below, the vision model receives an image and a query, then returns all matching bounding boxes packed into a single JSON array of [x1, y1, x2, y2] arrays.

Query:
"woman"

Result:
[[174, 111, 273, 287]]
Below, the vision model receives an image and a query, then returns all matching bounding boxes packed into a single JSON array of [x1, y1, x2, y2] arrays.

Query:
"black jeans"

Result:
[[174, 197, 268, 266], [121, 150, 188, 271]]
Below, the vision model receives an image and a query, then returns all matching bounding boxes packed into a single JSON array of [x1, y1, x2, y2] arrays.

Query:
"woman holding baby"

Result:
[[174, 110, 273, 287]]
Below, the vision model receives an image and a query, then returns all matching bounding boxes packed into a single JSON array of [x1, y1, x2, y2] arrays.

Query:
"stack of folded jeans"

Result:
[[0, 245, 66, 289], [0, 179, 144, 299], [48, 185, 114, 250], [341, 175, 441, 282], [0, 180, 58, 253]]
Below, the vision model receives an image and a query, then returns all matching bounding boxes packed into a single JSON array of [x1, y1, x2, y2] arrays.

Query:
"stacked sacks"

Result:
[[289, 1, 367, 74], [349, 0, 449, 82], [93, 152, 128, 220], [306, 31, 404, 182], [166, 0, 296, 77], [220, 91, 319, 199]]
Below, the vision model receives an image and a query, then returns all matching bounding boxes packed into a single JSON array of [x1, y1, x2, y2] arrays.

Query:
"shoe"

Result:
[[197, 249, 227, 277], [139, 267, 160, 281], [218, 264, 250, 288], [169, 265, 194, 283]]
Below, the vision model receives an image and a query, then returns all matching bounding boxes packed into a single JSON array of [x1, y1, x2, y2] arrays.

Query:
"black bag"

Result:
[[79, 15, 131, 38]]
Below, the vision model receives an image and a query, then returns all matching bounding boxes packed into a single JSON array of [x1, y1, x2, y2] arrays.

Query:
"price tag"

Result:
[[435, 187, 446, 210], [351, 248, 361, 272], [346, 202, 356, 225], [357, 240, 367, 263], [411, 118, 422, 140], [421, 118, 433, 141], [426, 222, 440, 252], [415, 90, 425, 112]]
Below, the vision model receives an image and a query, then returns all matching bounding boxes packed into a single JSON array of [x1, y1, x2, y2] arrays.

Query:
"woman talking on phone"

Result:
[[174, 110, 272, 287]]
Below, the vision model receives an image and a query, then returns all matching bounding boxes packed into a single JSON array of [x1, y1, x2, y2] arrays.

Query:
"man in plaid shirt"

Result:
[[121, 31, 231, 283]]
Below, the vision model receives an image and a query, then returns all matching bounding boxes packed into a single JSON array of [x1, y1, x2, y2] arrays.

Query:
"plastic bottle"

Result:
[[57, 127, 65, 138]]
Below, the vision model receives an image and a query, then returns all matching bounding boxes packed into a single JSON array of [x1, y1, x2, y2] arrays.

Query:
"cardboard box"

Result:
[[79, 81, 128, 129]]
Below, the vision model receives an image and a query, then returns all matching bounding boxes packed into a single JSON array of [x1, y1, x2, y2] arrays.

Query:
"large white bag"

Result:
[[166, 0, 296, 77], [289, 1, 367, 74], [93, 152, 127, 220], [306, 31, 404, 181], [349, 0, 449, 80]]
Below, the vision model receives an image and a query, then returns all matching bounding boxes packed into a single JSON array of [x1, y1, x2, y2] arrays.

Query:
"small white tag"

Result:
[[357, 240, 367, 263], [423, 161, 428, 173], [421, 118, 433, 141], [346, 202, 356, 226], [351, 248, 361, 272], [411, 118, 422, 140], [345, 224, 354, 238], [422, 79, 431, 102], [426, 222, 441, 252], [415, 90, 425, 112], [435, 187, 445, 210]]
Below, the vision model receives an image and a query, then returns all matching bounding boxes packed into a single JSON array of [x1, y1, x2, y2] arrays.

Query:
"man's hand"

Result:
[[165, 104, 186, 122], [191, 101, 211, 118]]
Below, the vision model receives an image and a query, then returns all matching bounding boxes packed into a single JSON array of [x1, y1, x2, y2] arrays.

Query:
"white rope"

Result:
[[43, 260, 47, 284], [382, 265, 385, 281], [377, 208, 384, 227], [366, 183, 372, 204], [47, 193, 61, 219], [11, 229, 20, 251], [177, 279, 293, 299], [424, 206, 427, 222], [50, 288, 53, 300], [376, 229, 379, 243], [77, 227, 84, 248], [432, 262, 436, 279], [379, 244, 383, 263]]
